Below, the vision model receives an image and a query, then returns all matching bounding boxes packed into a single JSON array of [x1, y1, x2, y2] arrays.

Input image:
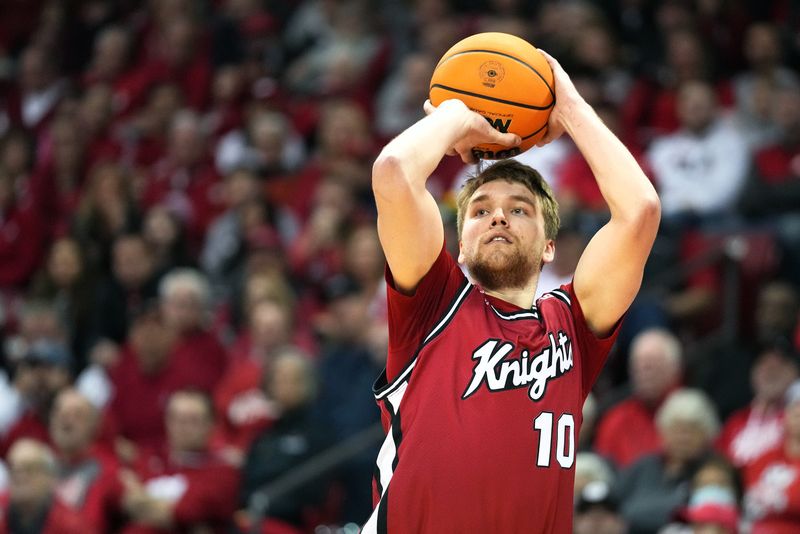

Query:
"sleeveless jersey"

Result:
[[362, 247, 621, 533]]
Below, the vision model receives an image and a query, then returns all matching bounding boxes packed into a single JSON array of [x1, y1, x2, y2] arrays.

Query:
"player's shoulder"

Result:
[[535, 284, 574, 310]]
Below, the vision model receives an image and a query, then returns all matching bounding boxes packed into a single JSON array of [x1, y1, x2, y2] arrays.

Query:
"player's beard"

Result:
[[465, 243, 540, 291]]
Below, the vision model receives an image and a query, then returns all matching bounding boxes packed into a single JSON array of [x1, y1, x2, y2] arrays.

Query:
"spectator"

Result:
[[594, 328, 683, 468], [142, 110, 223, 249], [647, 80, 749, 222], [0, 338, 72, 457], [374, 51, 435, 139], [1, 45, 66, 134], [141, 205, 193, 275], [242, 347, 332, 531], [89, 233, 159, 348], [30, 236, 97, 368], [535, 214, 587, 299], [742, 380, 800, 533], [718, 341, 799, 468], [0, 439, 93, 534], [575, 452, 616, 500], [689, 280, 800, 419], [50, 388, 123, 533], [574, 480, 628, 534], [0, 165, 46, 290], [73, 163, 141, 274], [119, 390, 239, 534], [615, 389, 720, 534], [213, 298, 291, 454]]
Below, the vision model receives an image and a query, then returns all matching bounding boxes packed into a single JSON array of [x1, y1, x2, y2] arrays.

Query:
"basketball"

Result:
[[429, 32, 555, 160]]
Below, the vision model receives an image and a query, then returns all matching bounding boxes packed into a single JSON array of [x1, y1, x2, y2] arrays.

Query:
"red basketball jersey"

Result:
[[363, 247, 621, 533]]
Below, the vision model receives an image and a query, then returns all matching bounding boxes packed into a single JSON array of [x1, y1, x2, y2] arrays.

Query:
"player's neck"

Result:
[[484, 281, 538, 310]]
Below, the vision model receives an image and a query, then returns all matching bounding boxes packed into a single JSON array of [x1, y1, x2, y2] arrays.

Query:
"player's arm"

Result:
[[538, 52, 661, 335], [372, 99, 520, 293]]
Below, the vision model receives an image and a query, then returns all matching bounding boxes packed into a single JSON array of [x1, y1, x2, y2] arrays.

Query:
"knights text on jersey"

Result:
[[363, 247, 621, 533]]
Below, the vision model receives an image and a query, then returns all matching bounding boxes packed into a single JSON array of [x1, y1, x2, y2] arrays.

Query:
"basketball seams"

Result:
[[434, 48, 556, 102], [430, 84, 554, 111]]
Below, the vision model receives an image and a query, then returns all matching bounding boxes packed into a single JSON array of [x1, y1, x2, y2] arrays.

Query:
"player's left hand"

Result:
[[536, 49, 585, 147]]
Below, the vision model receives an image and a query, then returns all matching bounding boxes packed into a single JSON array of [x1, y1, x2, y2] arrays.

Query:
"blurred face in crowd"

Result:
[[50, 389, 98, 457], [162, 285, 205, 333], [92, 27, 130, 78], [7, 440, 56, 507], [772, 88, 800, 138], [224, 169, 260, 210], [344, 226, 384, 286], [574, 25, 616, 71], [166, 392, 214, 452], [751, 349, 799, 404], [14, 358, 69, 410], [250, 300, 291, 353], [677, 81, 717, 133], [629, 331, 681, 405], [113, 236, 154, 289], [755, 282, 800, 343], [143, 206, 181, 252], [267, 352, 314, 411], [79, 84, 114, 135], [51, 118, 84, 177], [130, 312, 175, 373], [250, 113, 288, 168], [47, 237, 83, 289], [168, 114, 204, 167], [1, 132, 32, 176], [161, 17, 196, 66], [19, 46, 54, 93], [574, 508, 627, 534], [661, 418, 710, 464], [402, 53, 435, 106], [744, 23, 781, 69], [211, 64, 244, 104]]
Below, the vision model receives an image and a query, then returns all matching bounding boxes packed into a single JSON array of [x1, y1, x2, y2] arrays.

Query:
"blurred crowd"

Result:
[[0, 0, 798, 533]]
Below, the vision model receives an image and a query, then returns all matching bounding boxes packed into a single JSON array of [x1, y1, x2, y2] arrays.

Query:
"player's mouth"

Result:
[[485, 232, 513, 244]]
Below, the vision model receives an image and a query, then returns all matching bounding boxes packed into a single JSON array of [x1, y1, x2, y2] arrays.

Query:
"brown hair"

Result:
[[456, 159, 560, 241]]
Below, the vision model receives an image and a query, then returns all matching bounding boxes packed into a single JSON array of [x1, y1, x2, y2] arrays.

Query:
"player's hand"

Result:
[[536, 49, 585, 147], [423, 99, 521, 164]]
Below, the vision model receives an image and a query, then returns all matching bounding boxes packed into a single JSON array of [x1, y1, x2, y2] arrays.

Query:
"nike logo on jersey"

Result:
[[462, 332, 574, 401]]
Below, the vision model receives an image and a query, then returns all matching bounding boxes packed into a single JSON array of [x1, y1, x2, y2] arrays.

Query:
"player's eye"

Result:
[[475, 208, 489, 216], [511, 207, 526, 215]]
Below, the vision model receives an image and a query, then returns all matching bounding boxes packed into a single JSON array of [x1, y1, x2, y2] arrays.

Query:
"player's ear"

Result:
[[458, 241, 465, 264], [541, 239, 555, 265]]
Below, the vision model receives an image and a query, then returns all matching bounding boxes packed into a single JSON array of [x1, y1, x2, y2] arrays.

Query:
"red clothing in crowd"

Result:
[[717, 405, 784, 468], [0, 410, 50, 458], [0, 493, 97, 534], [107, 330, 227, 452], [593, 397, 663, 468], [56, 446, 124, 534], [743, 445, 800, 534], [0, 199, 46, 288], [121, 450, 240, 534], [213, 357, 276, 452], [142, 159, 223, 248]]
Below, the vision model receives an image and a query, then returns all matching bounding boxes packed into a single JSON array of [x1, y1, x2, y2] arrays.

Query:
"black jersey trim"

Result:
[[374, 280, 473, 400], [385, 399, 403, 472], [377, 486, 389, 534], [489, 304, 541, 321], [549, 288, 572, 307]]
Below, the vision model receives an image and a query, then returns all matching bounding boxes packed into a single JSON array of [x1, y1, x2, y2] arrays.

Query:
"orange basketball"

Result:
[[429, 32, 555, 160]]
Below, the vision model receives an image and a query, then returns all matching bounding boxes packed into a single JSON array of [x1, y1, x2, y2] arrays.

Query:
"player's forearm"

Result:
[[560, 99, 660, 223], [373, 103, 469, 195]]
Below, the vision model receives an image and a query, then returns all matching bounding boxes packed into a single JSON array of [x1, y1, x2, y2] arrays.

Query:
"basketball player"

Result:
[[363, 51, 660, 533]]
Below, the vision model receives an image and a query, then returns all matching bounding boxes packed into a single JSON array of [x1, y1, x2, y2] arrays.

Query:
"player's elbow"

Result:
[[372, 154, 412, 203], [636, 191, 661, 234]]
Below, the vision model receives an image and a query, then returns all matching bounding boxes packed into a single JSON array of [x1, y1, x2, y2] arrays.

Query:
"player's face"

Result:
[[459, 180, 554, 291]]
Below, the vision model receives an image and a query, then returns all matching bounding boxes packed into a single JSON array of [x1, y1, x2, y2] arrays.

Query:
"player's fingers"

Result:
[[423, 99, 436, 115], [493, 132, 521, 147]]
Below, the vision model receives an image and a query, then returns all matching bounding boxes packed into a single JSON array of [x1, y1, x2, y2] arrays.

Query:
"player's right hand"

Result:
[[423, 99, 521, 163]]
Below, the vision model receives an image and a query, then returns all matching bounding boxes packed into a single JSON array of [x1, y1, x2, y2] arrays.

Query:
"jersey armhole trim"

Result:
[[548, 288, 572, 307], [373, 280, 472, 400]]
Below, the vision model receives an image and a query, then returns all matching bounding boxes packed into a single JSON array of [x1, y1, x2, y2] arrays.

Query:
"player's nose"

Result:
[[490, 208, 508, 226]]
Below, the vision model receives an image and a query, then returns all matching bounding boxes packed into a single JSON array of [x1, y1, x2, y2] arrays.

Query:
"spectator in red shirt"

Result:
[[743, 380, 800, 534], [143, 111, 223, 250], [0, 45, 66, 134], [0, 160, 45, 290], [119, 390, 239, 534], [214, 298, 290, 454], [50, 388, 123, 534], [0, 439, 94, 534], [718, 341, 799, 468], [594, 328, 683, 468], [159, 268, 228, 391]]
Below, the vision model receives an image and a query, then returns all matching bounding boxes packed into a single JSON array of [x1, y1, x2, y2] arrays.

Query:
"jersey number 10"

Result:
[[533, 412, 575, 468]]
